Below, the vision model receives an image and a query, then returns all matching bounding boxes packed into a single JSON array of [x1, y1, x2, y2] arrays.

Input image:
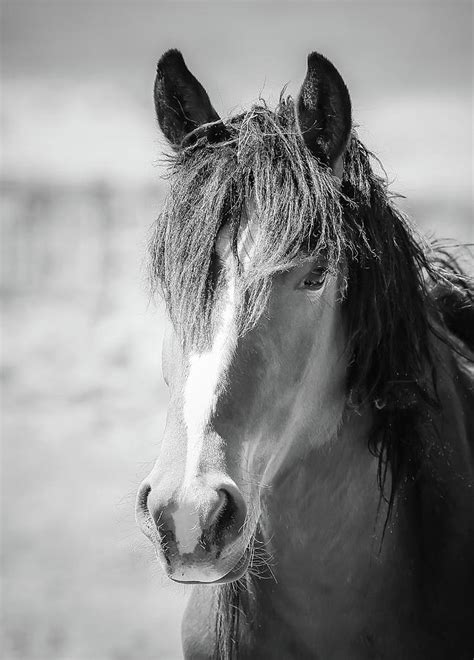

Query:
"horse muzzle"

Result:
[[136, 476, 248, 583]]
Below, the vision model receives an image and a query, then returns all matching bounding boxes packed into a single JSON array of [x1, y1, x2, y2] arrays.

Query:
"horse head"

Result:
[[136, 49, 354, 583]]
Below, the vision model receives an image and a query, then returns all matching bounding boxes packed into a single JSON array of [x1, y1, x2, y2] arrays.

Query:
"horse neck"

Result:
[[246, 407, 420, 646]]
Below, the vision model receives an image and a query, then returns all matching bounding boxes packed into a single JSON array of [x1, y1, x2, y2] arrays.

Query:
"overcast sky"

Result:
[[1, 1, 472, 199]]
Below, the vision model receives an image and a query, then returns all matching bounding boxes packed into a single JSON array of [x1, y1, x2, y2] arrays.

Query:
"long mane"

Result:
[[150, 96, 473, 658]]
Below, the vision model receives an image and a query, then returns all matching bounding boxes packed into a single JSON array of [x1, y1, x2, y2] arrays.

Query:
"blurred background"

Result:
[[1, 2, 472, 659]]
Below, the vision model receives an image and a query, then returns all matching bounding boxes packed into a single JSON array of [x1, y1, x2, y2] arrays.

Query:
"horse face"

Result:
[[136, 213, 347, 583], [136, 49, 352, 583]]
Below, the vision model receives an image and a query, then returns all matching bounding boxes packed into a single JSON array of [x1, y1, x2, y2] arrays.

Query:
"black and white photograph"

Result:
[[2, 1, 473, 658]]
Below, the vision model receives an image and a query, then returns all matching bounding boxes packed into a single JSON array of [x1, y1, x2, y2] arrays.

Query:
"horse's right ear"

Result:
[[154, 49, 223, 149]]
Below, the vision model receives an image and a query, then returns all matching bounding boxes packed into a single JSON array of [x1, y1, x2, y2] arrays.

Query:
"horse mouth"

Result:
[[170, 546, 251, 585]]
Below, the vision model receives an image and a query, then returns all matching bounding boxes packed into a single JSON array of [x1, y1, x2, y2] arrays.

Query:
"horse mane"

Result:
[[429, 249, 474, 351], [149, 96, 473, 659]]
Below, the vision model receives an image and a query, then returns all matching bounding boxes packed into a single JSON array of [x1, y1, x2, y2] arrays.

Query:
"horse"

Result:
[[136, 49, 474, 659]]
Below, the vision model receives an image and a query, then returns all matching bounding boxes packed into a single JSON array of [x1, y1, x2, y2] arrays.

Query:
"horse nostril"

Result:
[[136, 482, 151, 520], [203, 487, 245, 552], [213, 489, 237, 531], [136, 482, 159, 540], [138, 483, 168, 532], [207, 489, 227, 527], [136, 483, 176, 557]]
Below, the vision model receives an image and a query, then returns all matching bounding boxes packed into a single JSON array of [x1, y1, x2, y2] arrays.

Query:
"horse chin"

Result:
[[169, 547, 250, 585]]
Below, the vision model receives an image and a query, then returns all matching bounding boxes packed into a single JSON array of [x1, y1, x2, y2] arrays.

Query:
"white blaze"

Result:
[[177, 217, 258, 551], [182, 274, 238, 489], [182, 222, 245, 487], [182, 217, 258, 484]]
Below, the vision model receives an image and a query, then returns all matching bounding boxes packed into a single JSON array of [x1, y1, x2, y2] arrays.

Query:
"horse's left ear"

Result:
[[297, 52, 352, 177], [154, 49, 225, 149]]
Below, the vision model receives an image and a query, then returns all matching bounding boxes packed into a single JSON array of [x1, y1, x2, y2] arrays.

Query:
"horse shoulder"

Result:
[[182, 586, 217, 659]]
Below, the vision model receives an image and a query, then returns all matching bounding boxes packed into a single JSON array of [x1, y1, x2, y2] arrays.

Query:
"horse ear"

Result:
[[297, 52, 352, 174], [154, 49, 222, 148]]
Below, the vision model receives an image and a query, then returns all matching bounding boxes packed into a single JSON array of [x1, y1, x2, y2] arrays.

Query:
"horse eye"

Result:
[[301, 267, 327, 290]]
